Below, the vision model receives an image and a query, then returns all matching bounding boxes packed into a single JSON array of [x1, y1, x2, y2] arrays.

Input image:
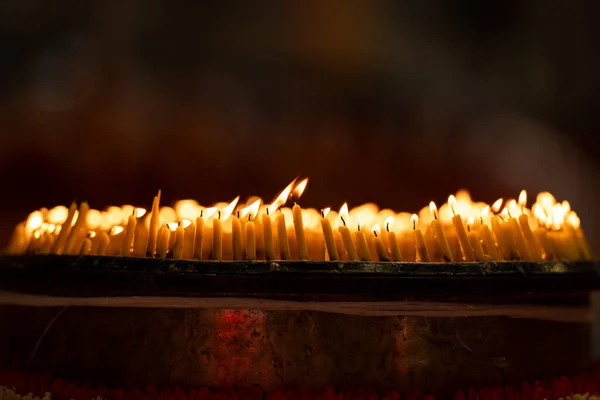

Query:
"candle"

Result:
[[212, 196, 239, 260], [355, 223, 372, 261], [64, 202, 90, 255], [79, 238, 92, 255], [410, 214, 431, 262], [517, 191, 542, 261], [262, 209, 275, 261], [384, 217, 403, 262], [107, 226, 124, 255], [121, 208, 145, 256], [97, 232, 110, 256], [334, 230, 348, 260], [320, 208, 339, 261], [448, 195, 475, 262], [194, 207, 216, 260], [5, 222, 26, 255], [489, 198, 509, 259], [507, 200, 531, 261], [275, 210, 291, 260], [466, 217, 486, 261], [183, 218, 196, 259], [244, 213, 257, 262], [567, 212, 592, 260], [146, 190, 161, 257], [157, 225, 171, 259], [51, 202, 78, 255], [39, 232, 55, 254], [291, 178, 309, 260], [231, 212, 244, 260], [172, 220, 191, 259], [338, 203, 358, 261], [500, 208, 521, 260], [478, 206, 502, 260], [372, 224, 389, 261], [428, 201, 453, 262]]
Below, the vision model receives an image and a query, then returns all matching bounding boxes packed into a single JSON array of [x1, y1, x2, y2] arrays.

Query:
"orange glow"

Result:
[[86, 209, 102, 229], [448, 195, 457, 215], [159, 207, 177, 224], [33, 230, 41, 239], [491, 198, 503, 214], [518, 190, 527, 208], [561, 200, 571, 214], [167, 222, 179, 231], [321, 207, 331, 218], [110, 226, 124, 235], [48, 206, 68, 224], [26, 211, 43, 232], [240, 199, 261, 220], [537, 192, 556, 209], [384, 216, 394, 231], [267, 180, 296, 215], [89, 231, 97, 238], [429, 201, 438, 220], [410, 214, 418, 229], [201, 207, 218, 219], [567, 212, 581, 229], [507, 199, 519, 217], [339, 203, 349, 226], [121, 205, 134, 221], [180, 219, 192, 229], [219, 196, 240, 220], [134, 208, 147, 218], [292, 178, 309, 200], [481, 205, 490, 221], [175, 200, 199, 220], [467, 216, 475, 230], [372, 224, 381, 237]]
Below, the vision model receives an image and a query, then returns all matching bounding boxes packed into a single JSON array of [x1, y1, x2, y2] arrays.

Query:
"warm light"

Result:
[[321, 207, 331, 218], [175, 200, 200, 220], [71, 210, 79, 227], [240, 199, 261, 220], [339, 203, 349, 226], [372, 224, 381, 237], [33, 230, 41, 239], [167, 222, 179, 231], [110, 226, 124, 235], [429, 201, 438, 220], [134, 208, 147, 218], [41, 223, 55, 233], [48, 206, 68, 224], [89, 231, 97, 238], [501, 207, 509, 220], [121, 205, 134, 221], [481, 205, 490, 221], [201, 207, 218, 219], [467, 216, 474, 230], [410, 214, 418, 229], [25, 211, 43, 232], [292, 178, 309, 201], [159, 207, 177, 224], [518, 190, 527, 208], [180, 219, 192, 229], [86, 209, 102, 230], [567, 212, 581, 229], [507, 199, 519, 217], [219, 196, 240, 220], [447, 195, 458, 216], [491, 198, 503, 213], [106, 206, 123, 225], [267, 180, 296, 215], [384, 216, 394, 231], [562, 200, 571, 214], [537, 192, 556, 209]]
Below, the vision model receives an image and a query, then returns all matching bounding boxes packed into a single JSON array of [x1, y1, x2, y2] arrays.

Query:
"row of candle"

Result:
[[4, 179, 594, 262]]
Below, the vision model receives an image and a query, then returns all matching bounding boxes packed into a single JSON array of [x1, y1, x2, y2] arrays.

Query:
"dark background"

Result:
[[0, 0, 599, 252]]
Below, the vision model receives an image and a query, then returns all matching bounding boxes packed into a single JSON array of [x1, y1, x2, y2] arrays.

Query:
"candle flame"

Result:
[[567, 212, 581, 229], [89, 231, 97, 238], [180, 219, 192, 229], [501, 207, 509, 219], [175, 199, 200, 220], [135, 208, 147, 218], [561, 200, 571, 214], [447, 195, 457, 215], [48, 206, 68, 224], [220, 196, 240, 221], [429, 201, 438, 219], [202, 207, 218, 219], [410, 214, 418, 229], [507, 199, 519, 217], [167, 222, 179, 231], [292, 178, 309, 200], [121, 205, 134, 221], [481, 205, 490, 220], [384, 216, 394, 231], [26, 211, 43, 232], [537, 192, 556, 209], [33, 230, 41, 239], [159, 207, 177, 224], [110, 226, 124, 235], [86, 209, 102, 230], [491, 198, 503, 213], [240, 199, 261, 220], [518, 190, 527, 208], [321, 207, 331, 218], [467, 216, 475, 229], [339, 203, 349, 226], [372, 224, 381, 237], [268, 180, 296, 215]]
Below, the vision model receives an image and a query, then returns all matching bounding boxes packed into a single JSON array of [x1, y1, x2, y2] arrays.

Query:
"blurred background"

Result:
[[0, 0, 599, 251]]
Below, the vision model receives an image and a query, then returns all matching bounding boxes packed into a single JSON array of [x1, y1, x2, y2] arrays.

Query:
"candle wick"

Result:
[[412, 221, 416, 230], [480, 216, 483, 225], [374, 230, 378, 237], [248, 214, 251, 222], [321, 209, 324, 218], [237, 210, 240, 218], [358, 224, 361, 231], [266, 207, 270, 216], [433, 210, 438, 220], [450, 205, 455, 216], [178, 221, 181, 227], [386, 222, 390, 232], [507, 209, 513, 218], [340, 216, 346, 227], [467, 224, 471, 232], [132, 210, 135, 216], [218, 211, 221, 220], [200, 210, 204, 218]]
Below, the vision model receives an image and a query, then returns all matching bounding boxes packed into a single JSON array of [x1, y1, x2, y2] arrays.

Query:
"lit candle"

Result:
[[384, 217, 403, 262], [478, 206, 502, 260], [79, 238, 92, 256], [507, 200, 531, 261], [320, 208, 339, 261], [517, 191, 542, 261], [291, 178, 309, 260], [97, 232, 110, 256], [372, 224, 389, 262], [213, 197, 239, 261], [448, 195, 475, 262], [132, 222, 148, 257], [334, 230, 348, 261], [500, 208, 521, 260], [262, 208, 275, 261], [355, 223, 372, 261], [338, 203, 358, 261], [39, 232, 55, 254], [466, 217, 486, 261], [567, 212, 592, 261], [5, 222, 26, 255], [107, 226, 124, 255], [490, 198, 509, 259], [429, 201, 453, 262], [194, 207, 216, 260], [183, 218, 196, 259], [239, 200, 260, 260], [64, 202, 90, 255], [51, 202, 77, 255], [231, 211, 244, 260], [173, 220, 191, 259], [410, 214, 431, 262], [121, 208, 146, 256], [146, 190, 161, 257], [157, 225, 171, 259]]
